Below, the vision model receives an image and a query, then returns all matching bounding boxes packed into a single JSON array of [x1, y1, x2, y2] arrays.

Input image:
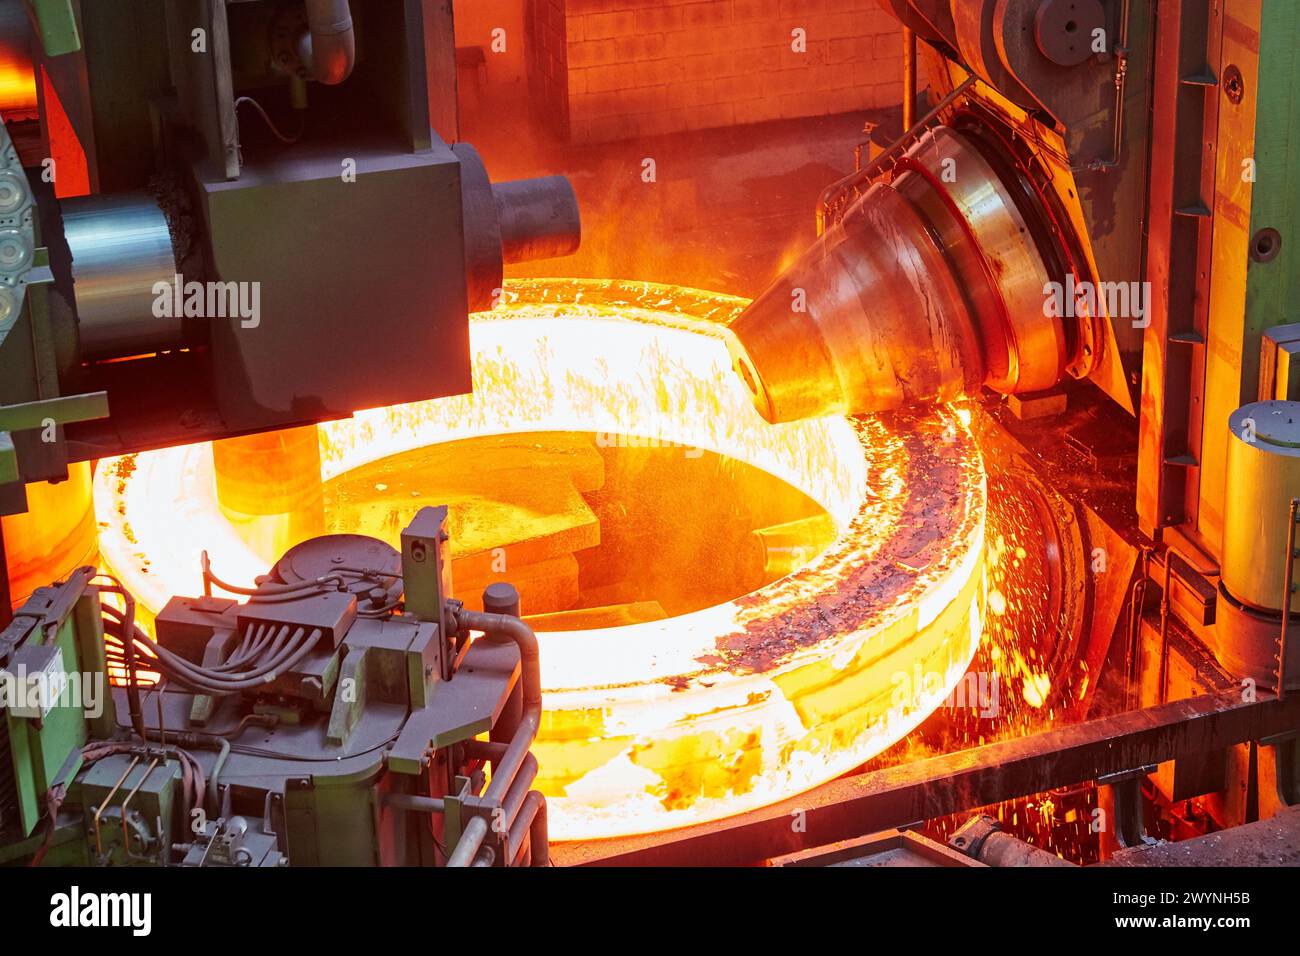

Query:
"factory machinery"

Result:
[[2, 0, 1300, 871], [685, 0, 1300, 867], [0, 0, 576, 867]]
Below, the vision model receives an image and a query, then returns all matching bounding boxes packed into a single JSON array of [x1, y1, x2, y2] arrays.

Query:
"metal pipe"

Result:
[[1124, 549, 1150, 710], [976, 831, 1074, 867], [445, 603, 546, 867], [452, 607, 542, 802], [93, 756, 140, 858], [506, 790, 549, 867], [207, 736, 230, 815], [381, 792, 447, 814], [297, 0, 355, 86], [0, 522, 11, 630], [950, 813, 1074, 865], [1279, 498, 1299, 701], [485, 724, 539, 807], [902, 27, 917, 132], [464, 739, 508, 763], [746, 515, 838, 586], [120, 758, 160, 860], [501, 752, 538, 829], [447, 815, 489, 868], [529, 791, 551, 866], [483, 585, 524, 745]]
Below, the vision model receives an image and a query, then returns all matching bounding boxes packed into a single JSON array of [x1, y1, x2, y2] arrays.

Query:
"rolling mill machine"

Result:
[[671, 0, 1300, 867], [0, 0, 578, 867], [2, 0, 1300, 872]]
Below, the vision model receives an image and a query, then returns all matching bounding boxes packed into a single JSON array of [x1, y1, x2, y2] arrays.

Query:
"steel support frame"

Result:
[[558, 690, 1300, 867], [1136, 0, 1217, 537]]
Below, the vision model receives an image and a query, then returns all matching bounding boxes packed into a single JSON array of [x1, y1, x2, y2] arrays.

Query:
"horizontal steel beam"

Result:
[[558, 691, 1300, 867], [0, 391, 109, 432]]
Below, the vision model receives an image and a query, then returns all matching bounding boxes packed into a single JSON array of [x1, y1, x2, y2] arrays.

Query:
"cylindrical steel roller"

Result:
[[62, 192, 181, 358], [1222, 401, 1300, 614], [455, 143, 581, 312], [726, 124, 1067, 424], [727, 179, 985, 422], [493, 177, 580, 264], [1215, 400, 1300, 690]]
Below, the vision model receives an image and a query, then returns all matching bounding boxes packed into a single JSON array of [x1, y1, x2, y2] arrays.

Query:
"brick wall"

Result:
[[528, 0, 571, 134], [529, 0, 909, 144]]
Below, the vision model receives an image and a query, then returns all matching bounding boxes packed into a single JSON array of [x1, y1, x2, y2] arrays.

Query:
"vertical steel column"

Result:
[[1135, 0, 1215, 537], [902, 26, 917, 131]]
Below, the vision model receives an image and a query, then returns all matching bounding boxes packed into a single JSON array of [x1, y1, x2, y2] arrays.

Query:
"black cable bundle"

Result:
[[102, 610, 324, 697], [96, 571, 327, 697], [92, 577, 148, 740]]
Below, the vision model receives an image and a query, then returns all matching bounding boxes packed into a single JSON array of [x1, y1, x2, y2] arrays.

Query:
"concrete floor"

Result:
[[464, 102, 908, 299], [1102, 805, 1300, 867]]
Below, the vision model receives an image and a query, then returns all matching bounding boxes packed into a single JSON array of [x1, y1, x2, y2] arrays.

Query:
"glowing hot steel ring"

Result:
[[94, 278, 986, 840]]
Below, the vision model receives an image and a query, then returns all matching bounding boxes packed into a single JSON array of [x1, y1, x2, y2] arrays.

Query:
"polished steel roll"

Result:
[[727, 179, 985, 422], [726, 125, 1066, 424], [62, 192, 181, 358], [1222, 400, 1300, 614]]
